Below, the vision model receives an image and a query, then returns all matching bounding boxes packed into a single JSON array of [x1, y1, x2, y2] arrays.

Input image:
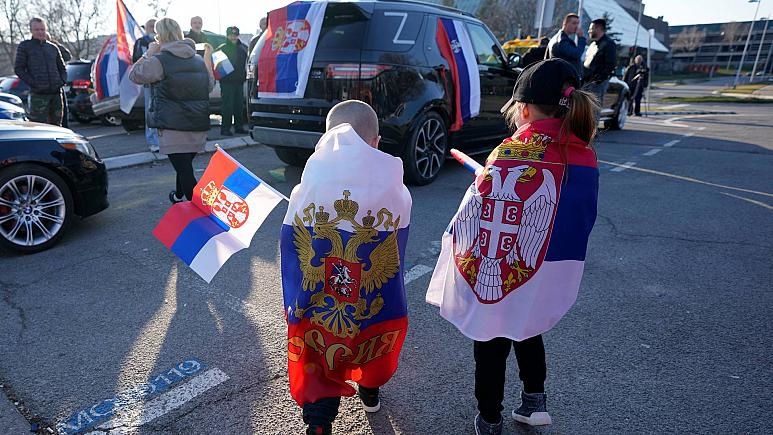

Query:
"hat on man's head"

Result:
[[500, 58, 580, 113], [226, 26, 240, 36]]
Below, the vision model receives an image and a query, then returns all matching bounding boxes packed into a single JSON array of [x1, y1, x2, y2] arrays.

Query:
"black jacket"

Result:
[[215, 40, 248, 84], [623, 63, 649, 96], [547, 30, 586, 76], [583, 34, 617, 84], [132, 35, 154, 63], [521, 46, 547, 68], [185, 31, 208, 44], [148, 51, 210, 132], [14, 39, 67, 94]]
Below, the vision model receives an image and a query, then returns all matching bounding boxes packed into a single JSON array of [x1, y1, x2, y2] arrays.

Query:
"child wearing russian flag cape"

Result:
[[426, 58, 600, 434]]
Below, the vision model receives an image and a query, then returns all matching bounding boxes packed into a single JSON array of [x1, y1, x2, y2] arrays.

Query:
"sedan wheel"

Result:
[[404, 112, 448, 185], [607, 98, 628, 130], [0, 165, 73, 254]]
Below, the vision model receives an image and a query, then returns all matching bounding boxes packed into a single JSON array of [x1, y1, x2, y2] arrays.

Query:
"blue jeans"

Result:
[[143, 87, 158, 147]]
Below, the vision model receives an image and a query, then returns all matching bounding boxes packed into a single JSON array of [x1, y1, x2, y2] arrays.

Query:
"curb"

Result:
[[719, 92, 773, 100], [103, 136, 258, 170], [641, 110, 736, 116]]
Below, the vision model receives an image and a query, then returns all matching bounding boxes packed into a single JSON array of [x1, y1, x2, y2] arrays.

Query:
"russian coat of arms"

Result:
[[291, 190, 402, 338], [200, 181, 250, 229], [453, 134, 564, 303]]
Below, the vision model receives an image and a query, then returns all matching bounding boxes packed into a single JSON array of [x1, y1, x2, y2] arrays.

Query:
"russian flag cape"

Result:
[[280, 124, 412, 405], [426, 118, 598, 341], [436, 17, 480, 132], [258, 1, 327, 98]]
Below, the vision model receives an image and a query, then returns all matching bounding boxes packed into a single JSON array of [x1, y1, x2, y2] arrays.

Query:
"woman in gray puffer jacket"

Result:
[[129, 17, 215, 203]]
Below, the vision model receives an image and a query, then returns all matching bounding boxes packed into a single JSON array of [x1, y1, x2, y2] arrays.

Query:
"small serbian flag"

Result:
[[211, 50, 234, 80], [257, 1, 327, 98], [436, 17, 480, 132], [153, 149, 286, 283]]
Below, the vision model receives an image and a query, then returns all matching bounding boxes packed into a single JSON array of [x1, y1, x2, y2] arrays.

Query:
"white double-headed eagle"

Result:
[[453, 164, 558, 301]]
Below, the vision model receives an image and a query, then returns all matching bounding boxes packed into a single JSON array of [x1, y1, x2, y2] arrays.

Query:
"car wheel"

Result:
[[403, 111, 447, 185], [0, 164, 73, 254], [121, 119, 143, 132], [274, 147, 309, 167], [100, 114, 122, 127], [606, 97, 629, 130]]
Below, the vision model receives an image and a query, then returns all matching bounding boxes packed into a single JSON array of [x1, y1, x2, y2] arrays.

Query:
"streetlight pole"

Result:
[[751, 17, 769, 81], [646, 28, 653, 116], [632, 0, 643, 61], [734, 0, 762, 88], [537, 0, 547, 39]]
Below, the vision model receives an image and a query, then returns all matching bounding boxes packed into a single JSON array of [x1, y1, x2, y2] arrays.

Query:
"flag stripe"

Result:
[[436, 19, 463, 131], [170, 217, 227, 265], [223, 167, 261, 199], [545, 165, 599, 261], [152, 201, 206, 249], [189, 232, 247, 283], [442, 20, 472, 122]]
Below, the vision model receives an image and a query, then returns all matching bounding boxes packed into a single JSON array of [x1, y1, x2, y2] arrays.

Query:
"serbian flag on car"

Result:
[[153, 149, 286, 283], [257, 1, 327, 98], [211, 50, 234, 80], [280, 123, 412, 405], [426, 118, 599, 341], [436, 17, 480, 132]]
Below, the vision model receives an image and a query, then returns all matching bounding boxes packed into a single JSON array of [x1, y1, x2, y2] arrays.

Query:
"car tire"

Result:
[[274, 147, 309, 167], [100, 114, 122, 127], [0, 164, 74, 254], [402, 111, 448, 186], [606, 96, 629, 130], [121, 119, 143, 132]]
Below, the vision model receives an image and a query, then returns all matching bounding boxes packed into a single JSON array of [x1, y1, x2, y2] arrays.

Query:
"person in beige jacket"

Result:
[[129, 17, 215, 203]]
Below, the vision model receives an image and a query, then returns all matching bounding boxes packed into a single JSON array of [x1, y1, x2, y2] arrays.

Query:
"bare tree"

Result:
[[147, 0, 173, 17], [479, 0, 538, 40], [0, 0, 28, 65], [31, 0, 106, 60], [441, 0, 456, 7], [672, 27, 706, 53], [723, 21, 744, 69]]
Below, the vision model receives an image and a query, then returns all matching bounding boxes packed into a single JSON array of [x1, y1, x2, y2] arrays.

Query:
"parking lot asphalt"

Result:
[[1, 102, 772, 434]]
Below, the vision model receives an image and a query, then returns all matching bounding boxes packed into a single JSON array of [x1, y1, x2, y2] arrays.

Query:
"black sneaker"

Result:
[[306, 424, 332, 435], [168, 190, 184, 204], [358, 385, 380, 413], [474, 413, 502, 435], [512, 391, 552, 426]]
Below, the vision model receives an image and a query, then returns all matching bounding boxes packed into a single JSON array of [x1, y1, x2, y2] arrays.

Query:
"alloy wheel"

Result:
[[0, 175, 67, 247], [414, 118, 447, 180]]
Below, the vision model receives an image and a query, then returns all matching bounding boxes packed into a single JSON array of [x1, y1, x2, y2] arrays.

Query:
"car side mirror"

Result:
[[507, 53, 521, 69]]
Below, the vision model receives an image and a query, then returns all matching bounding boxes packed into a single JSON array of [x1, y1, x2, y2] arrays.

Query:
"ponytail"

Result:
[[559, 85, 599, 145]]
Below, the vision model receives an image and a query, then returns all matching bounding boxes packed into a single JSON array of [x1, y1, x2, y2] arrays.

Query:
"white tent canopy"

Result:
[[582, 0, 669, 52]]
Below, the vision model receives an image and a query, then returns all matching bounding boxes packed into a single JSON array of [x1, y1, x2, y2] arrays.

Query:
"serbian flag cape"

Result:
[[211, 50, 234, 80], [436, 17, 480, 132], [153, 149, 285, 283], [426, 118, 598, 341], [280, 123, 412, 405], [258, 1, 327, 98]]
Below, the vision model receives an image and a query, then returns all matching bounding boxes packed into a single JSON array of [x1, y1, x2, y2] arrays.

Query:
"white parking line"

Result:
[[404, 264, 434, 285], [663, 139, 680, 148], [610, 161, 637, 172], [660, 104, 690, 109], [91, 368, 229, 433], [643, 148, 662, 156]]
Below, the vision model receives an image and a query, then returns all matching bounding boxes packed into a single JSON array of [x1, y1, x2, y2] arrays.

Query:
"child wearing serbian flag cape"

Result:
[[280, 100, 412, 435], [426, 58, 600, 434]]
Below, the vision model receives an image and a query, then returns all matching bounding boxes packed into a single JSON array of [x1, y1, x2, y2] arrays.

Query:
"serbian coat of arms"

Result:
[[453, 133, 564, 303], [272, 20, 311, 54], [200, 181, 250, 229]]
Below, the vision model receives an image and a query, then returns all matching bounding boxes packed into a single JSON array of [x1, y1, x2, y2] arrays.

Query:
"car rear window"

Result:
[[67, 63, 92, 82], [316, 3, 368, 51], [364, 9, 423, 52]]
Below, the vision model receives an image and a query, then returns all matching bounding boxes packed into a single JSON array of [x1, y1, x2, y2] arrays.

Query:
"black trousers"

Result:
[[474, 335, 546, 423], [167, 152, 197, 200], [302, 397, 340, 427]]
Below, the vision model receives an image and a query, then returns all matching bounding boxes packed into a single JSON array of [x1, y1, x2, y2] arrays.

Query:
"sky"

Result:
[[119, 0, 773, 35]]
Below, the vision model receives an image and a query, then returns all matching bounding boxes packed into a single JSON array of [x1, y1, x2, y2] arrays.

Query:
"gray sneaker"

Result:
[[512, 391, 552, 426], [474, 413, 502, 435]]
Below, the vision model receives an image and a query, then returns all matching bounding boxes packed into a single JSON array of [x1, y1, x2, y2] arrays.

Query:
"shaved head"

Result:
[[326, 100, 379, 146]]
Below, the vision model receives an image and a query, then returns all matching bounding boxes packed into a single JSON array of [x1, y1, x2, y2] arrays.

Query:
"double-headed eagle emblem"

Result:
[[292, 190, 401, 338]]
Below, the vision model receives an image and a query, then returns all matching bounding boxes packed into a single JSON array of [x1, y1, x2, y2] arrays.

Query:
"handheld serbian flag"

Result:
[[436, 17, 480, 132], [116, 0, 144, 113], [257, 1, 327, 98], [153, 149, 286, 283], [426, 118, 599, 341], [211, 50, 234, 80], [280, 123, 412, 405]]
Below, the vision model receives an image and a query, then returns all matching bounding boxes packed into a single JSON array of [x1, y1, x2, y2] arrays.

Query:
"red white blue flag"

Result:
[[93, 0, 144, 113], [153, 149, 285, 283], [426, 118, 598, 341], [257, 1, 327, 98], [211, 50, 235, 80], [436, 17, 480, 132], [280, 124, 412, 405]]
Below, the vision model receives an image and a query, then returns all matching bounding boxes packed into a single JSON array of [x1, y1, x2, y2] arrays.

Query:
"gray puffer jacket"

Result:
[[14, 39, 67, 94]]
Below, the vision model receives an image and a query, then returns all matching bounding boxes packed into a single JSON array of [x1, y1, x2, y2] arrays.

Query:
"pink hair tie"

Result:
[[563, 86, 575, 98]]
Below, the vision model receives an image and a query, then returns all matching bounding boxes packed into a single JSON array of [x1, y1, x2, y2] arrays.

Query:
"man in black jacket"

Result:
[[521, 38, 549, 68], [583, 18, 617, 105], [247, 17, 268, 56], [14, 18, 67, 126], [623, 55, 648, 116], [216, 26, 248, 136], [546, 13, 586, 76], [185, 16, 208, 44]]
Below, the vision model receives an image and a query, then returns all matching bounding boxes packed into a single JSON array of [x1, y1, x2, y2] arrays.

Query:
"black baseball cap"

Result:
[[226, 26, 240, 36], [500, 58, 580, 113]]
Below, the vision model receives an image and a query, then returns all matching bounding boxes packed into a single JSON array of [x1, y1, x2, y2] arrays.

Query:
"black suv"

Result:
[[65, 60, 121, 126], [248, 0, 521, 185]]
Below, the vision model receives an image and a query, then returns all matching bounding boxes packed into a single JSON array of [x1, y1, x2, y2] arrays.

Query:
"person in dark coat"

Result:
[[546, 13, 586, 76], [623, 55, 648, 116], [14, 18, 67, 126], [520, 38, 549, 68], [582, 18, 617, 105], [185, 16, 208, 44], [248, 17, 268, 56], [216, 26, 248, 136]]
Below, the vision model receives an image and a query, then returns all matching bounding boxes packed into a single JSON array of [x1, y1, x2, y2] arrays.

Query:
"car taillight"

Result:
[[72, 79, 92, 89], [326, 64, 392, 79]]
